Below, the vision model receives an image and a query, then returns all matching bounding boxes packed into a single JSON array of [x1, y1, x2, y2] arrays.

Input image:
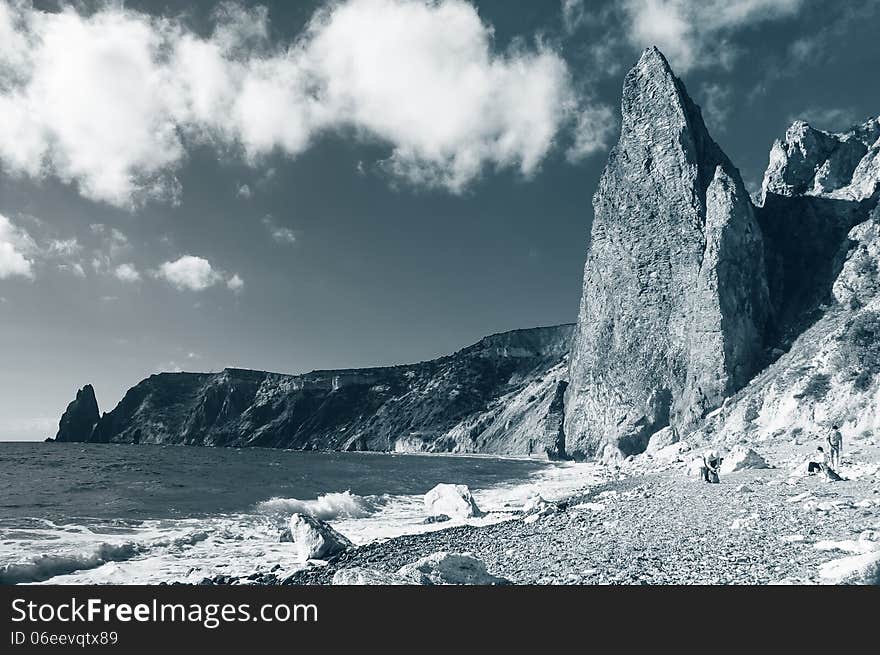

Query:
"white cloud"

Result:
[[226, 274, 244, 292], [567, 104, 618, 162], [155, 255, 223, 291], [261, 215, 296, 244], [114, 262, 141, 283], [0, 0, 593, 205], [236, 183, 252, 198], [0, 213, 35, 279], [621, 0, 806, 71], [48, 238, 80, 256]]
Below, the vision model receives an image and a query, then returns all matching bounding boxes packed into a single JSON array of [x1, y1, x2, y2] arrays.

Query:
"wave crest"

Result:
[[256, 490, 382, 520], [0, 541, 142, 585]]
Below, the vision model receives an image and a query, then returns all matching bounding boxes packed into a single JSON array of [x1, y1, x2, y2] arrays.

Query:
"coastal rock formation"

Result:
[[288, 514, 352, 561], [564, 47, 770, 460], [694, 203, 880, 453], [331, 568, 409, 585], [52, 48, 879, 469], [54, 384, 99, 442], [424, 484, 482, 519], [56, 325, 574, 457], [718, 447, 769, 475], [757, 118, 880, 340], [760, 118, 880, 202], [395, 552, 509, 585]]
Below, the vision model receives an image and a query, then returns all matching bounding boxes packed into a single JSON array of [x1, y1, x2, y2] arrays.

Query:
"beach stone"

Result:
[[423, 514, 451, 525], [397, 552, 509, 585], [719, 447, 769, 475], [288, 513, 352, 561], [424, 484, 483, 519], [645, 427, 677, 454], [819, 551, 880, 585], [331, 568, 409, 585]]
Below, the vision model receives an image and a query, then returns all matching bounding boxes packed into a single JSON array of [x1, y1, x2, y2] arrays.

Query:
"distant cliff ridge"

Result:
[[55, 325, 575, 458]]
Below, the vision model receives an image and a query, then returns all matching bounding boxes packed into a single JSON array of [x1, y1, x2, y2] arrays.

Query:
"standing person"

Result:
[[826, 425, 843, 470]]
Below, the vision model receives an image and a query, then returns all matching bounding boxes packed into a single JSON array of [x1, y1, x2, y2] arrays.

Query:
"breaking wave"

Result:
[[255, 490, 384, 520], [0, 541, 143, 585]]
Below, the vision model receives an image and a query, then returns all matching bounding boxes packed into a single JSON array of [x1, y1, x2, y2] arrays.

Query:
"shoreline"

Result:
[[206, 455, 880, 586]]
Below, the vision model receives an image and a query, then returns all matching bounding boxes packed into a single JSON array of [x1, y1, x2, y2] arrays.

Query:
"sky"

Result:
[[1, 0, 878, 440]]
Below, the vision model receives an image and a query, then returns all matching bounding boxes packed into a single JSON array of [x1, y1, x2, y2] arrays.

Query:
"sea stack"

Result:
[[54, 384, 100, 442], [564, 47, 770, 461]]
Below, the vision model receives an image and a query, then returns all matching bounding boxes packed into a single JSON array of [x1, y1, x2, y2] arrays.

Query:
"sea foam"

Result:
[[0, 541, 142, 585], [255, 490, 384, 520]]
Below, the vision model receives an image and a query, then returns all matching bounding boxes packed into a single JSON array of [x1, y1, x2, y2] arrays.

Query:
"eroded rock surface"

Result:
[[565, 47, 770, 460]]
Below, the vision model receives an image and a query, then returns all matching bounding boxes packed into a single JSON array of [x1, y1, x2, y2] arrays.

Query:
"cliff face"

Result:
[[564, 47, 770, 460], [758, 118, 880, 342], [59, 325, 574, 458], [692, 127, 880, 452]]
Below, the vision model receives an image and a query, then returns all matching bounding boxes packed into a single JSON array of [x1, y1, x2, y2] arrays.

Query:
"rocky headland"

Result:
[[52, 46, 880, 584]]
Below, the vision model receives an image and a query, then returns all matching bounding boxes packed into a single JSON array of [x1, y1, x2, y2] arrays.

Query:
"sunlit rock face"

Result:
[[564, 47, 770, 461]]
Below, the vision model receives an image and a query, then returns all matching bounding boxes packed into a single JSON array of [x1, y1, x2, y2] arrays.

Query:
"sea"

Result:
[[0, 442, 601, 585]]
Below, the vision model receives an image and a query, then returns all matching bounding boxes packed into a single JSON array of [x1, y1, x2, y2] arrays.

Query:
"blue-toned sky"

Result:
[[1, 0, 878, 440]]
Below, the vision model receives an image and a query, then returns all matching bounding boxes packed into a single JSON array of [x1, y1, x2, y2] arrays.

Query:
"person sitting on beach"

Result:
[[700, 450, 722, 483], [806, 446, 844, 482], [807, 447, 828, 474], [826, 425, 843, 469]]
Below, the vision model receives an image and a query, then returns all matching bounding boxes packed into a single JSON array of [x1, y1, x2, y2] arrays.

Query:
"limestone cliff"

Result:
[[56, 325, 574, 458], [564, 47, 770, 460]]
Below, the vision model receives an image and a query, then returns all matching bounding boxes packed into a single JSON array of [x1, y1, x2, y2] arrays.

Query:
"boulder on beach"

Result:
[[719, 446, 769, 474], [288, 513, 352, 561], [645, 427, 677, 454], [521, 494, 558, 521], [424, 484, 483, 519], [396, 552, 509, 585], [331, 568, 410, 585], [819, 551, 880, 585]]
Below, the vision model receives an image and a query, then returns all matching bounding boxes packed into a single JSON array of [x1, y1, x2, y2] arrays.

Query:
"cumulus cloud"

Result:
[[236, 183, 252, 198], [226, 273, 244, 292], [621, 0, 806, 71], [114, 262, 141, 283], [154, 254, 241, 292], [155, 255, 222, 291], [0, 0, 604, 205], [0, 213, 35, 279]]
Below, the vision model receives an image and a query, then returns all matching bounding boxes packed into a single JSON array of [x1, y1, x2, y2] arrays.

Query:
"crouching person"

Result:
[[700, 450, 722, 483]]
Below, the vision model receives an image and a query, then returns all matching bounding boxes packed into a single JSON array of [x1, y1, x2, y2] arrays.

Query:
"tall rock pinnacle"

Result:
[[563, 47, 771, 461], [54, 384, 100, 442]]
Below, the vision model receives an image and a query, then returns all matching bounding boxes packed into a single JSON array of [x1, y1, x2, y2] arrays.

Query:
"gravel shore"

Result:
[[212, 453, 880, 586]]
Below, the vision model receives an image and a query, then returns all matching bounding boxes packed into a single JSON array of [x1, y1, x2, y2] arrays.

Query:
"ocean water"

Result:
[[0, 442, 601, 585]]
